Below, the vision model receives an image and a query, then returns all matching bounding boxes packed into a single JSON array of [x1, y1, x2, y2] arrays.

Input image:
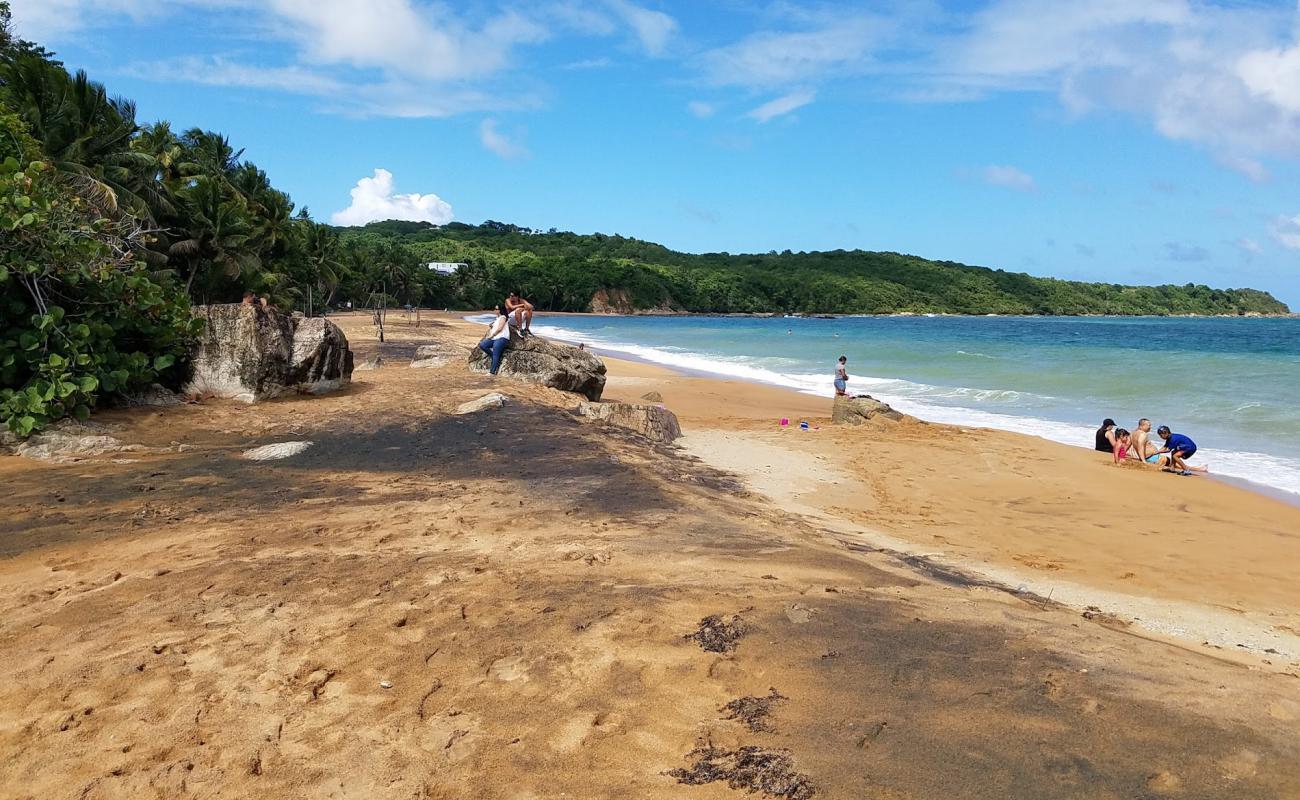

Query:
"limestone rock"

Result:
[[456, 393, 507, 415], [641, 391, 664, 403], [467, 329, 606, 401], [289, 318, 353, 394], [118, 384, 182, 408], [243, 441, 313, 461], [4, 421, 140, 462], [184, 304, 353, 402], [576, 402, 682, 442], [831, 394, 903, 425], [354, 356, 384, 371], [411, 344, 453, 369]]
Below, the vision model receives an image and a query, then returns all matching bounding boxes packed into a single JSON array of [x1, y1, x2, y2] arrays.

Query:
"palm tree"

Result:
[[1, 56, 157, 218], [169, 176, 259, 298]]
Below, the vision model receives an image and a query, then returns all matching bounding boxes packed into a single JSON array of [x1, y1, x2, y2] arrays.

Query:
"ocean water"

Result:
[[501, 314, 1300, 498]]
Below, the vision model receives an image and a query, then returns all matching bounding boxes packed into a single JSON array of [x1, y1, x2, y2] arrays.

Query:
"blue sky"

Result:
[[13, 0, 1300, 306]]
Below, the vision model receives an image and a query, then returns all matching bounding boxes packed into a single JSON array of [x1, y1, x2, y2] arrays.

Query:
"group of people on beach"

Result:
[[1097, 418, 1207, 476], [477, 292, 535, 375]]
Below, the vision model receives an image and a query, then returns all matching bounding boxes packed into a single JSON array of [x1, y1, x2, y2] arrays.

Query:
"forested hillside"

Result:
[[340, 220, 1291, 317], [0, 0, 1287, 435]]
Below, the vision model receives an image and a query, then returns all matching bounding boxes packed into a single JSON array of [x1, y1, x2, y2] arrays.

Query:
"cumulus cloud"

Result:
[[330, 169, 453, 226], [479, 118, 529, 159], [980, 165, 1036, 192], [1272, 214, 1300, 251], [747, 89, 815, 122]]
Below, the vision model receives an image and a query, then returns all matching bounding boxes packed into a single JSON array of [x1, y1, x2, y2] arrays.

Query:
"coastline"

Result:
[[4, 310, 1300, 797], [519, 312, 1300, 507], [443, 312, 1300, 662]]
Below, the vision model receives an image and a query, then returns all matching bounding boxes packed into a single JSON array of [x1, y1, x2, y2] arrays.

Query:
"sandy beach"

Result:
[[3, 311, 1299, 799]]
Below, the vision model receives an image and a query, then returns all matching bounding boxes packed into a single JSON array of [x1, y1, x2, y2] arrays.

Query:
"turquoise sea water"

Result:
[[515, 314, 1300, 498]]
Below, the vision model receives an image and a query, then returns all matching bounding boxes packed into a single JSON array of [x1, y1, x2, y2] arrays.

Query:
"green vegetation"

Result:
[[0, 4, 427, 433], [0, 2, 1288, 433], [342, 220, 1291, 317]]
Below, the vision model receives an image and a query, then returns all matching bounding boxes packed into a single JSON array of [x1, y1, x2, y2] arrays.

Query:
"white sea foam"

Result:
[[511, 317, 1300, 499]]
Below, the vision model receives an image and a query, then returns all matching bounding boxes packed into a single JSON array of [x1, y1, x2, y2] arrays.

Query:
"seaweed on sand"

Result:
[[687, 614, 748, 653], [668, 745, 816, 800], [721, 688, 787, 733]]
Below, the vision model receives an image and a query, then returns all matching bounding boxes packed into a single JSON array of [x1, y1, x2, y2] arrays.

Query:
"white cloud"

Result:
[[479, 118, 529, 160], [980, 165, 1036, 192], [935, 0, 1300, 168], [605, 0, 676, 56], [265, 0, 547, 82], [747, 89, 815, 123], [330, 169, 453, 226], [1237, 43, 1300, 115], [687, 100, 715, 118], [123, 56, 346, 95], [700, 16, 884, 88], [1236, 237, 1262, 259], [1272, 214, 1300, 251]]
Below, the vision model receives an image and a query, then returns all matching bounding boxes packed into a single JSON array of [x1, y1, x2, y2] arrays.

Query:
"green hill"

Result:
[[338, 220, 1290, 317]]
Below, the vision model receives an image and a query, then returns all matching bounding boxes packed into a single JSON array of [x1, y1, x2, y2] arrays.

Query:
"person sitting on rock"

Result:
[[834, 355, 849, 397], [505, 291, 534, 335], [477, 306, 512, 375]]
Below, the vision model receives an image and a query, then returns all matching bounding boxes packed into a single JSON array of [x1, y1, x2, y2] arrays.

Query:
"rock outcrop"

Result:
[[184, 304, 353, 402], [1, 421, 140, 462], [456, 393, 507, 415], [576, 402, 682, 442], [831, 394, 904, 425], [411, 344, 454, 369], [467, 329, 606, 401]]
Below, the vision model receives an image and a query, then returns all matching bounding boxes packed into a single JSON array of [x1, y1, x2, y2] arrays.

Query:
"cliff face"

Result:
[[589, 288, 634, 314]]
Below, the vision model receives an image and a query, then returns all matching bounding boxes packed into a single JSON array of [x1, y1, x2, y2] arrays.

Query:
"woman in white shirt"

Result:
[[477, 306, 512, 375]]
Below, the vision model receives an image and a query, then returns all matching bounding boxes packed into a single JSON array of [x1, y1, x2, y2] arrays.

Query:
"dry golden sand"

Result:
[[1, 311, 1299, 799]]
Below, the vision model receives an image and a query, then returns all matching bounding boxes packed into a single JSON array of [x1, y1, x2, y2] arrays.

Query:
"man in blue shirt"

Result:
[[1157, 426, 1208, 474]]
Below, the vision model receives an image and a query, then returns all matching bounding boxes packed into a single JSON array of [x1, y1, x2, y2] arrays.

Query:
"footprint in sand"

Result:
[[1145, 770, 1182, 795], [489, 655, 528, 682], [1218, 748, 1260, 780], [784, 604, 814, 624]]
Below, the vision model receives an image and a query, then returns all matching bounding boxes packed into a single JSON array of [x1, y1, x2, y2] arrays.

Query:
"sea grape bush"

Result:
[[0, 116, 196, 435]]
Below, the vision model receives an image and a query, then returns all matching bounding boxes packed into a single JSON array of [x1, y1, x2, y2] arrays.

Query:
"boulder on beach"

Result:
[[1, 421, 139, 462], [467, 329, 606, 401], [411, 344, 453, 369], [576, 402, 682, 443], [831, 394, 904, 425], [641, 391, 664, 403], [456, 393, 508, 415], [184, 304, 353, 402]]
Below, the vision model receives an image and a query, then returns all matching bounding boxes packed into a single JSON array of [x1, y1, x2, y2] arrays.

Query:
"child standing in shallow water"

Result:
[[834, 356, 849, 397]]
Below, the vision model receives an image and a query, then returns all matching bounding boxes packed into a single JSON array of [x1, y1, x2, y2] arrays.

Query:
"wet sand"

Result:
[[2, 311, 1299, 799]]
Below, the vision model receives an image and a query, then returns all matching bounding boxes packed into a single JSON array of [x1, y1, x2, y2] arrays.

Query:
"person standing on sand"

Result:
[[1094, 418, 1117, 452], [1130, 418, 1169, 467], [477, 306, 512, 375], [834, 356, 849, 397], [1157, 425, 1209, 474], [505, 291, 534, 335]]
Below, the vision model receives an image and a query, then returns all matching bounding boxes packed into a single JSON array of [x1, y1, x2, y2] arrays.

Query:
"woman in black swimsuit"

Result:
[[1094, 418, 1117, 452]]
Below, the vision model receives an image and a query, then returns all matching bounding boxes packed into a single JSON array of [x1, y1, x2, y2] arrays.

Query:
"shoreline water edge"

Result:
[[468, 312, 1300, 504]]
